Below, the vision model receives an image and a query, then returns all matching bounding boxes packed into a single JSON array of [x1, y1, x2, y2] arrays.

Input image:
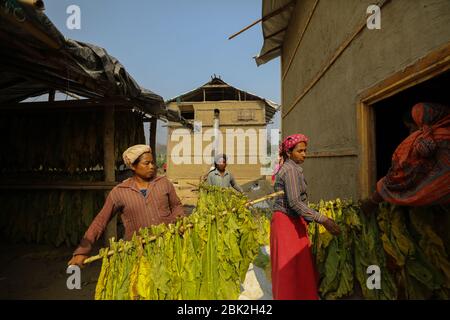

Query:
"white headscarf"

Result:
[[214, 154, 227, 165], [122, 144, 152, 168]]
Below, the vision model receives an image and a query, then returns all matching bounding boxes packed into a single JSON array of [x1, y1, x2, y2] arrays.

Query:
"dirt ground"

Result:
[[0, 243, 101, 300], [0, 201, 198, 300], [0, 177, 275, 300]]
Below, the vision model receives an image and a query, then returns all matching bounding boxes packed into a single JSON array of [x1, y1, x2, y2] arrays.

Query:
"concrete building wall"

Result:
[[281, 0, 450, 201]]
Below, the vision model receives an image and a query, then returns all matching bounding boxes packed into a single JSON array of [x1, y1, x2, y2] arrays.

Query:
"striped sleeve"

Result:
[[167, 179, 186, 218], [207, 171, 214, 186], [283, 168, 325, 223], [73, 191, 116, 256]]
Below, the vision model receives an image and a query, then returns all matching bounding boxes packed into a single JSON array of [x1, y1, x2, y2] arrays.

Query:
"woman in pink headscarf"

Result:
[[271, 134, 341, 300]]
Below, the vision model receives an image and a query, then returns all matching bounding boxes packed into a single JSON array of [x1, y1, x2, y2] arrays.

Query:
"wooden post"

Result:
[[103, 105, 116, 246], [149, 117, 157, 160], [48, 89, 55, 102]]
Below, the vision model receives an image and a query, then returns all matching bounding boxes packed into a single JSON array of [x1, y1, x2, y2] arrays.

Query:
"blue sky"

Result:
[[44, 0, 281, 144]]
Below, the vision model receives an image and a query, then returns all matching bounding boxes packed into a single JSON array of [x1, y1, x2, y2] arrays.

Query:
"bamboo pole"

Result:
[[246, 190, 284, 207], [282, 0, 320, 81], [228, 1, 295, 40], [84, 224, 195, 265], [82, 190, 285, 265], [149, 117, 157, 160], [282, 0, 392, 119]]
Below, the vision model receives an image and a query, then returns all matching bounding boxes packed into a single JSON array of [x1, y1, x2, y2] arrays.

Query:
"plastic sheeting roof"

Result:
[[255, 0, 295, 66], [0, 0, 187, 124]]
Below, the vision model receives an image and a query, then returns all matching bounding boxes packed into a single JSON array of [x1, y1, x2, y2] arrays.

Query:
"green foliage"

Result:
[[95, 185, 270, 300]]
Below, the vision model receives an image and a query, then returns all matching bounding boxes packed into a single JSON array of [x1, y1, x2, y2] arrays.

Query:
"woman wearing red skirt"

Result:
[[271, 134, 341, 300]]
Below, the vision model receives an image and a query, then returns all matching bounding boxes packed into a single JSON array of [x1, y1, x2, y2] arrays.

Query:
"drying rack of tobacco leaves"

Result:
[[92, 184, 270, 300], [90, 184, 450, 300]]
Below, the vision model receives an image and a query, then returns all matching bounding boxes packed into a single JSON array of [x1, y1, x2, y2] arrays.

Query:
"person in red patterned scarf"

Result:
[[362, 102, 450, 214], [271, 134, 340, 300]]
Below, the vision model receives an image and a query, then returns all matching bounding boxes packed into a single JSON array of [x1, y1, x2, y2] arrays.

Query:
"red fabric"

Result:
[[280, 134, 308, 153], [270, 211, 319, 300], [377, 103, 450, 206], [271, 163, 282, 182]]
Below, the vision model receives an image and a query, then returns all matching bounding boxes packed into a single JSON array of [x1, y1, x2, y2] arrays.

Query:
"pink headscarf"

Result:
[[280, 134, 309, 154]]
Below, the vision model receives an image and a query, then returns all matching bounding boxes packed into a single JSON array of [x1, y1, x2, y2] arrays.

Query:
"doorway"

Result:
[[373, 71, 450, 180]]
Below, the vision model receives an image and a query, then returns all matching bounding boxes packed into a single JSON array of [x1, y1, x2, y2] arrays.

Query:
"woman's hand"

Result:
[[360, 198, 379, 216], [68, 254, 88, 268], [322, 218, 341, 236]]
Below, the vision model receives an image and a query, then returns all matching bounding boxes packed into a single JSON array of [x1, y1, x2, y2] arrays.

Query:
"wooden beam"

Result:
[[359, 42, 450, 104], [357, 41, 450, 199], [0, 98, 134, 111], [228, 1, 295, 40], [307, 149, 358, 158], [61, 90, 82, 100], [149, 117, 157, 160], [357, 101, 376, 199], [195, 122, 266, 127], [103, 107, 116, 182], [48, 89, 55, 102], [103, 105, 117, 245], [0, 181, 118, 190], [282, 0, 392, 119], [202, 84, 230, 88], [282, 0, 320, 81]]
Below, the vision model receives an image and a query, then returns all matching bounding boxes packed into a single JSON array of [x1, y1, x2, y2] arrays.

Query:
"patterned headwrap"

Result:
[[376, 102, 450, 206], [122, 144, 152, 168], [280, 134, 309, 154]]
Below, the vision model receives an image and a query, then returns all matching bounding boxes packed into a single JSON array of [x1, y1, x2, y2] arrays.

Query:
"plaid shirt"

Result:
[[273, 159, 325, 223], [73, 176, 185, 256]]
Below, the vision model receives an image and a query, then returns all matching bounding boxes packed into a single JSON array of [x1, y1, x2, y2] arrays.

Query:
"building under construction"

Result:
[[166, 76, 279, 186]]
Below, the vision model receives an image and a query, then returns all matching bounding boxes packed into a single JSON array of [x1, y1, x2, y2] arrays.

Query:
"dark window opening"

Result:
[[179, 88, 260, 102], [237, 109, 255, 121], [181, 111, 194, 120], [373, 70, 450, 180], [179, 105, 195, 120]]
